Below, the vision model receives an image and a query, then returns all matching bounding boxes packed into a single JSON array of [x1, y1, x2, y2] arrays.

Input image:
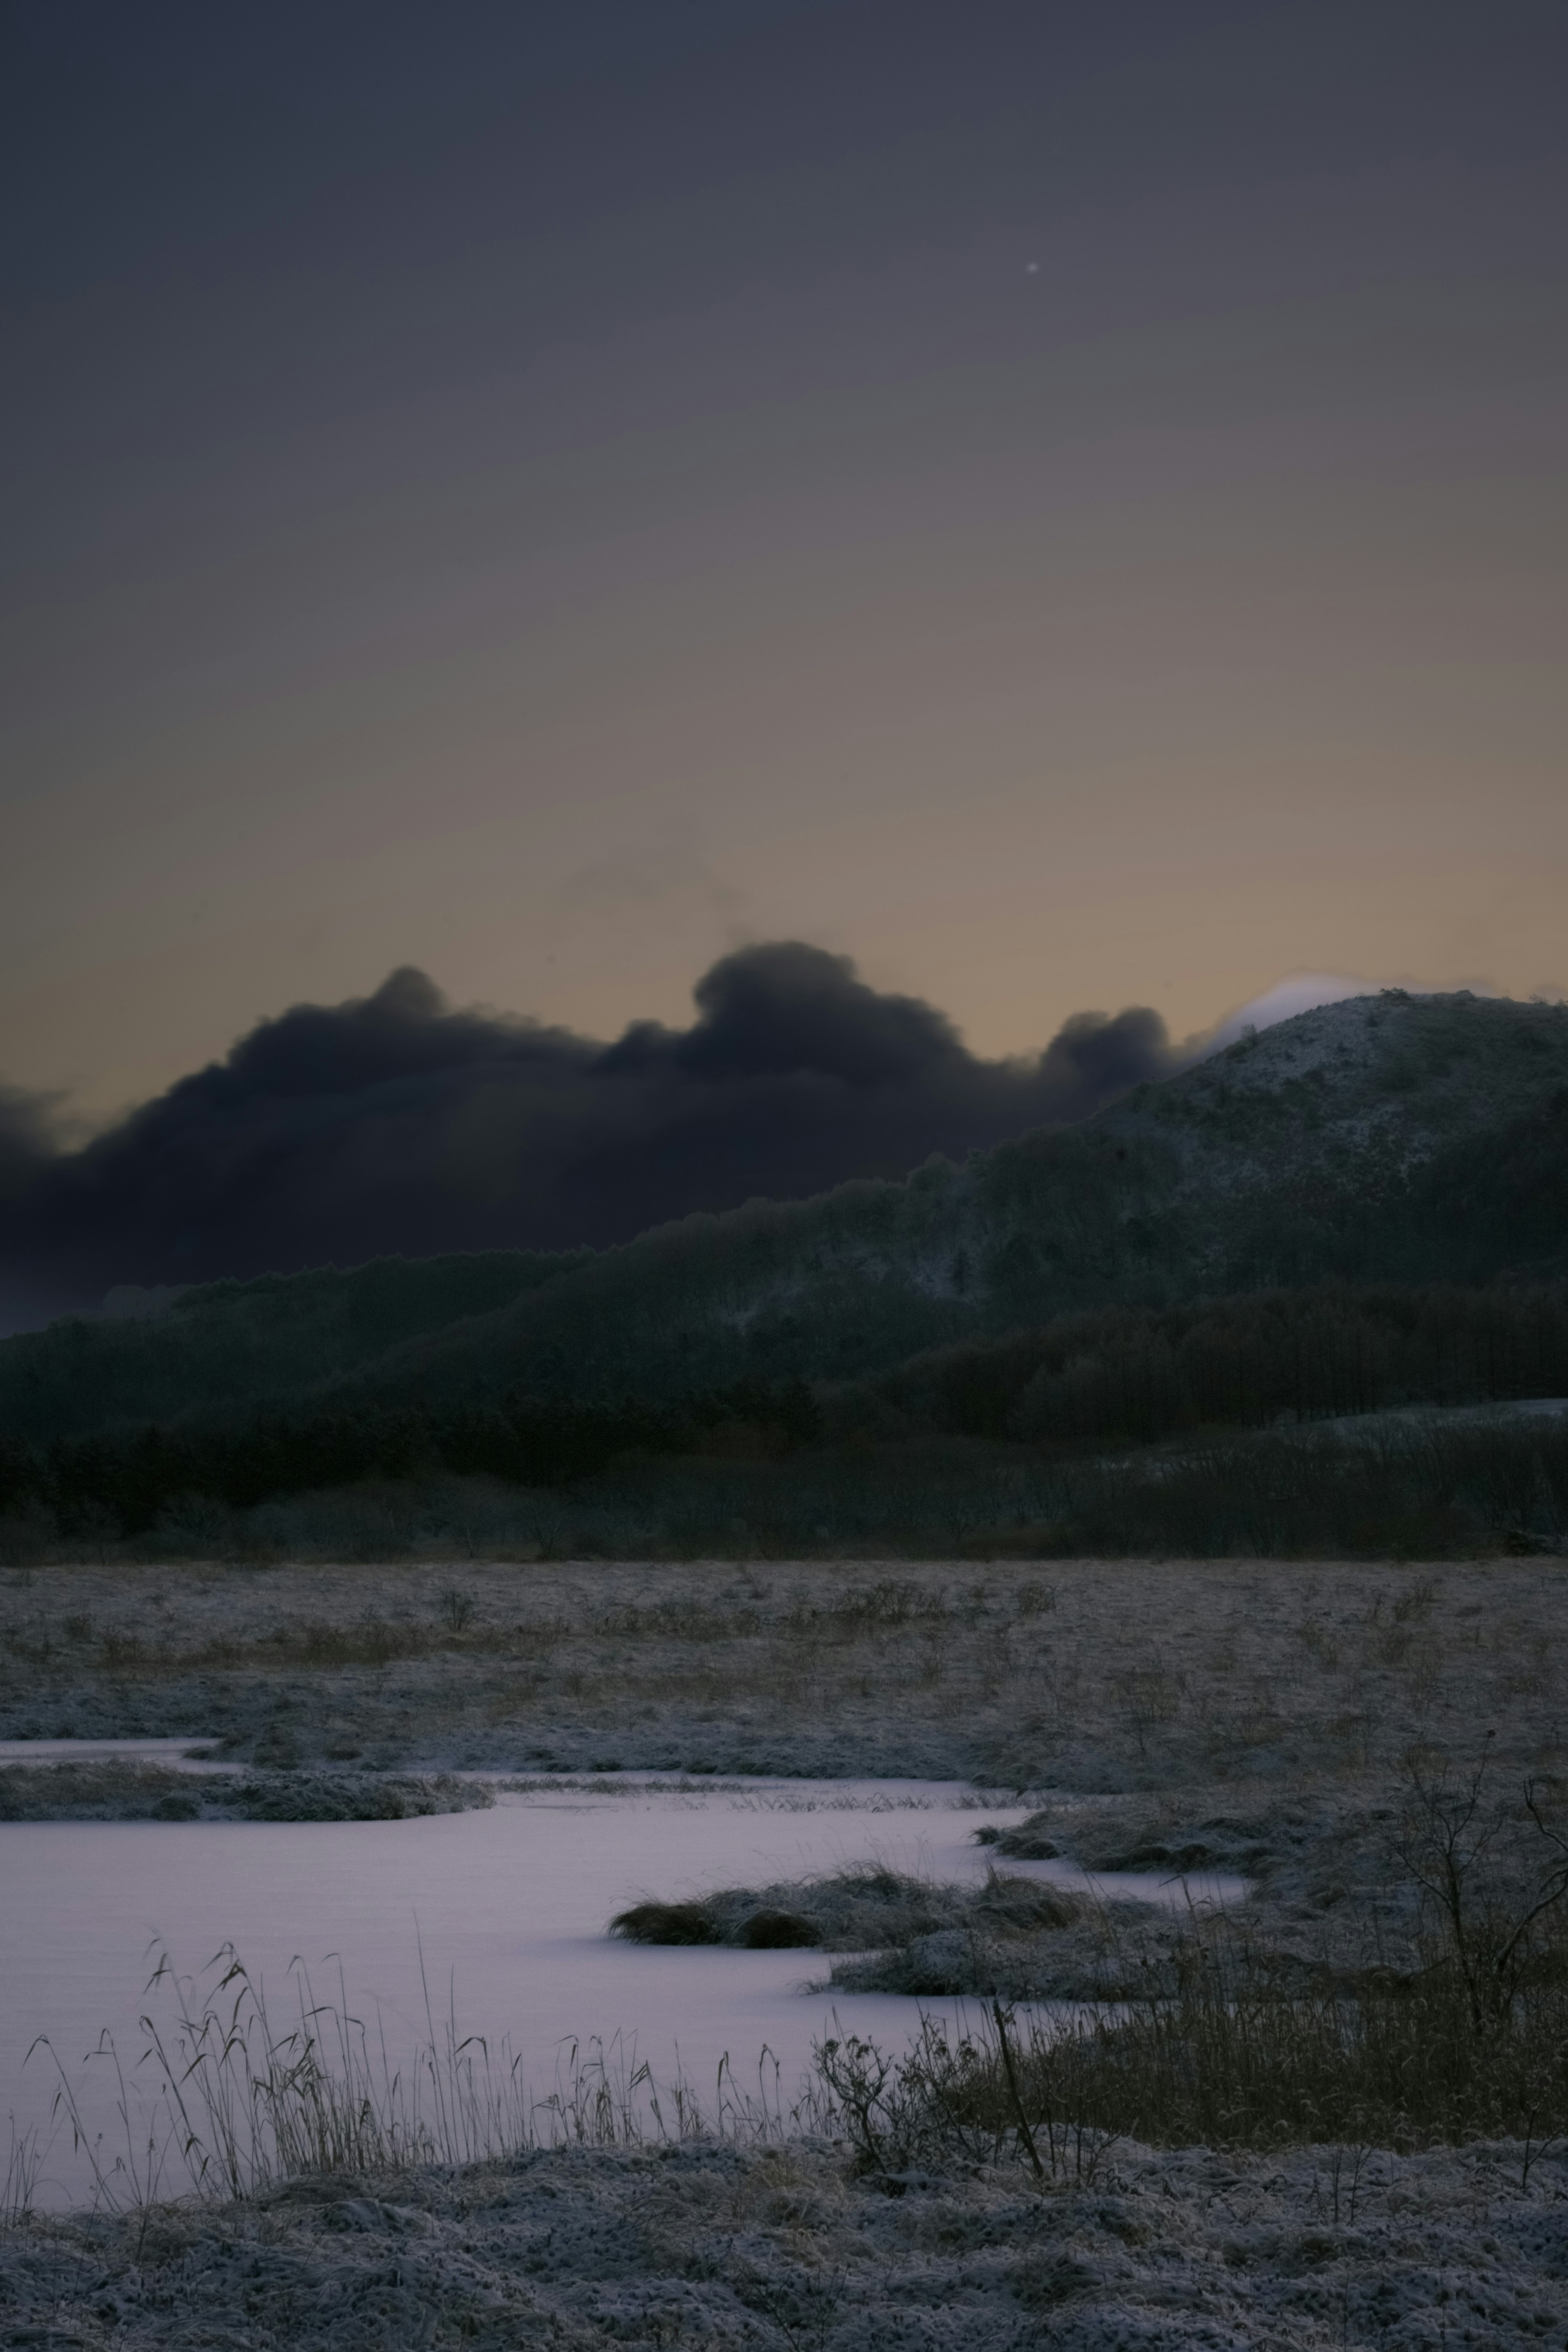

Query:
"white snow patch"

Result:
[[1207, 971, 1405, 1050]]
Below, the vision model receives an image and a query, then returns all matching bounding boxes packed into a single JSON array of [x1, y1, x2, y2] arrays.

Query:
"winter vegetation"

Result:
[[0, 1756, 490, 1822], [8, 1998, 1566, 2349]]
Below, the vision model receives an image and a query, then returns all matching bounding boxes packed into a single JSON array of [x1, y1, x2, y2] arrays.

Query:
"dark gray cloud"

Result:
[[0, 944, 1181, 1327], [0, 1086, 57, 1209]]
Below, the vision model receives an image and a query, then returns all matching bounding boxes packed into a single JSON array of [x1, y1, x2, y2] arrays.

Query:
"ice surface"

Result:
[[1, 1776, 1245, 2205]]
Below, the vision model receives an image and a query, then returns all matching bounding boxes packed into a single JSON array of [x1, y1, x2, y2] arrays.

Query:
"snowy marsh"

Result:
[[6, 1555, 1568, 2345], [7, 1798, 1568, 2345]]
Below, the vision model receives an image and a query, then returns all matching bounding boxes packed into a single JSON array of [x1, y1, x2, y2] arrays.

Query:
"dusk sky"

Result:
[[4, 0, 1566, 1127]]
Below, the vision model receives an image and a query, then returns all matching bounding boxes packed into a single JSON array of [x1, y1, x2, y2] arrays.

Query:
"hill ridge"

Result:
[[2, 989, 1566, 1440]]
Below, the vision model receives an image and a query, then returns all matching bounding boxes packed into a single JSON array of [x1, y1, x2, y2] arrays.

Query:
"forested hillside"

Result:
[[0, 1250, 584, 1441], [2, 989, 1565, 1449]]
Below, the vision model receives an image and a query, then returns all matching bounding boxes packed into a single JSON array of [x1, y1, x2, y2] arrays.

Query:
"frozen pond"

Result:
[[1, 1773, 1245, 2207]]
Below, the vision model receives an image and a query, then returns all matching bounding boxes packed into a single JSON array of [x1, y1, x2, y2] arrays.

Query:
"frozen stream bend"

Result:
[[0, 1756, 1245, 2207]]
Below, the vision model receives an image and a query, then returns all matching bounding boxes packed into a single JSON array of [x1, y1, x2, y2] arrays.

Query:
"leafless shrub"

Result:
[[437, 1585, 476, 1633], [1393, 1742, 1568, 2034], [809, 1769, 1568, 2168], [818, 1911, 1568, 2172]]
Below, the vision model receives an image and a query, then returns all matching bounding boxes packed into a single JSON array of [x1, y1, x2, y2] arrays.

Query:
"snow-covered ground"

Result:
[[5, 1555, 1564, 1792], [7, 2125, 1567, 2348]]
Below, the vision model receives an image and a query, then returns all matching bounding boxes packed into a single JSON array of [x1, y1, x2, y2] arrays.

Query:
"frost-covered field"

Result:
[[6, 2136, 1568, 2349], [4, 1555, 1566, 2345], [2, 1554, 1562, 1786]]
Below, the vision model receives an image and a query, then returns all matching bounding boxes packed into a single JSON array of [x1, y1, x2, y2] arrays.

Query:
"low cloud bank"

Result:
[[0, 942, 1185, 1327]]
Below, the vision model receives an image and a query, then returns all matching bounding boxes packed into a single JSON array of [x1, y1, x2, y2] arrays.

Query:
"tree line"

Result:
[[851, 1279, 1568, 1449], [4, 1278, 1567, 1549], [0, 1379, 822, 1541]]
